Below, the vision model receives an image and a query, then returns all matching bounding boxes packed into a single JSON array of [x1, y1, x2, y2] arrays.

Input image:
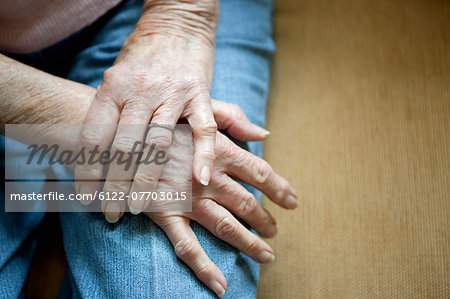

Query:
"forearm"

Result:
[[0, 54, 94, 147], [0, 54, 93, 125]]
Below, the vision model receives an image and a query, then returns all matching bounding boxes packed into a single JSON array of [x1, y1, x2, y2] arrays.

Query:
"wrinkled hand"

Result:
[[75, 1, 220, 200], [144, 132, 298, 297], [94, 100, 270, 222]]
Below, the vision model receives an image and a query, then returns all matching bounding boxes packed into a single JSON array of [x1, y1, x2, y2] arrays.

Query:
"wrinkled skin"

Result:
[[142, 129, 298, 294]]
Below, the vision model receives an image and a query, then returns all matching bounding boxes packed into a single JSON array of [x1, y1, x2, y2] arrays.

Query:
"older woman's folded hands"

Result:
[[1, 38, 297, 296], [73, 93, 297, 295]]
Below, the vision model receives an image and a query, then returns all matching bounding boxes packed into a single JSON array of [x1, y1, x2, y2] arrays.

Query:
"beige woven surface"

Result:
[[257, 0, 449, 298]]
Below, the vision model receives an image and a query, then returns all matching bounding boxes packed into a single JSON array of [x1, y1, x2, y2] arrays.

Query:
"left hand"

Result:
[[145, 131, 298, 297]]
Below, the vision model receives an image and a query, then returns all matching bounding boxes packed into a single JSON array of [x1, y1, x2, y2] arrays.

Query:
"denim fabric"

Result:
[[0, 0, 275, 298]]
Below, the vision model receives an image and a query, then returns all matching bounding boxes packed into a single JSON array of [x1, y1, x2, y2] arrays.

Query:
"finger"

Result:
[[128, 105, 183, 214], [192, 199, 275, 264], [211, 99, 270, 141], [211, 174, 277, 238], [102, 101, 153, 223], [155, 215, 227, 297], [223, 142, 298, 209], [187, 97, 217, 187], [75, 88, 120, 205]]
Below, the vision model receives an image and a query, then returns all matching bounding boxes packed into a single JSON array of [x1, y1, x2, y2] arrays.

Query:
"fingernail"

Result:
[[79, 185, 93, 206], [128, 200, 143, 215], [105, 203, 121, 224], [265, 225, 277, 238], [200, 166, 211, 186], [258, 250, 275, 263], [252, 124, 271, 137], [285, 195, 298, 209], [105, 215, 119, 224], [129, 206, 141, 215], [262, 129, 271, 136], [209, 280, 225, 297]]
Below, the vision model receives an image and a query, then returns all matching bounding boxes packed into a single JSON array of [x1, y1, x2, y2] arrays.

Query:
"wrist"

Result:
[[132, 0, 219, 47]]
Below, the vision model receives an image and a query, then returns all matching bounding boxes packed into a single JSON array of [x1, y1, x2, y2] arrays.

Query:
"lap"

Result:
[[59, 212, 259, 298]]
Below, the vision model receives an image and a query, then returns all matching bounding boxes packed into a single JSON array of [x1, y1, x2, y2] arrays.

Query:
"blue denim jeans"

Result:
[[0, 0, 275, 297]]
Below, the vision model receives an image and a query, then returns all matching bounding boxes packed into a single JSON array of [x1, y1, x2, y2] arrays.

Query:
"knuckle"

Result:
[[111, 136, 138, 153], [214, 178, 234, 194], [200, 150, 216, 163], [205, 120, 218, 131], [245, 238, 260, 253], [174, 239, 197, 261], [104, 180, 127, 193], [79, 130, 104, 149], [75, 164, 102, 177], [197, 119, 218, 136], [189, 77, 208, 88], [254, 161, 272, 185], [237, 194, 258, 217], [147, 134, 172, 149], [102, 67, 123, 87], [192, 198, 211, 211], [193, 263, 210, 278], [215, 176, 232, 191], [215, 215, 237, 239], [102, 68, 116, 83], [154, 214, 178, 229], [219, 104, 243, 128], [133, 173, 157, 185], [95, 88, 119, 109]]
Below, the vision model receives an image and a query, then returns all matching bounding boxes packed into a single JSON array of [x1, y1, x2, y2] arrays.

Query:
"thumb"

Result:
[[211, 99, 270, 141]]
